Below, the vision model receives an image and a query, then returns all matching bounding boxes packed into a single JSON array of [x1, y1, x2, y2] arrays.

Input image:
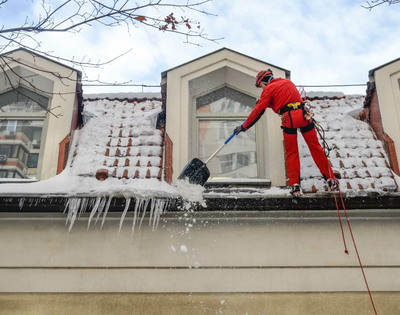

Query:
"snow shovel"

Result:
[[178, 131, 238, 186]]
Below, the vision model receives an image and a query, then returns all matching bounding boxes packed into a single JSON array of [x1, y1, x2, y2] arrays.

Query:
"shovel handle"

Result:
[[224, 131, 237, 144], [205, 131, 237, 165]]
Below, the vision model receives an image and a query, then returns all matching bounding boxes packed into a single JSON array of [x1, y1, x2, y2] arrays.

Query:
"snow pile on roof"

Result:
[[77, 98, 164, 181], [299, 95, 398, 195]]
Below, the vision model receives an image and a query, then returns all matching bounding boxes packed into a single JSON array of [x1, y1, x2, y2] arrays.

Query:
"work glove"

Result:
[[234, 125, 245, 135]]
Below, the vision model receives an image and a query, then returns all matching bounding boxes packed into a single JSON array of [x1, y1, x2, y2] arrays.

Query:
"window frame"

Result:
[[190, 84, 266, 179]]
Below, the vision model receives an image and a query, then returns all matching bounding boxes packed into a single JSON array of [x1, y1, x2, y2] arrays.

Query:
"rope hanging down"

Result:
[[300, 87, 378, 315], [331, 181, 378, 315]]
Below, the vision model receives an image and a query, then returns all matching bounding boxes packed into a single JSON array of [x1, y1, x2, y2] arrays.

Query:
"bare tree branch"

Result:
[[362, 0, 400, 10], [0, 0, 221, 108], [0, 0, 221, 122], [0, 1, 220, 42]]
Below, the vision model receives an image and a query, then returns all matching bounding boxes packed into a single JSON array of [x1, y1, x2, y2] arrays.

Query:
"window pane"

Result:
[[0, 120, 43, 179], [0, 145, 11, 156], [28, 153, 39, 168], [199, 120, 257, 179], [0, 87, 49, 113]]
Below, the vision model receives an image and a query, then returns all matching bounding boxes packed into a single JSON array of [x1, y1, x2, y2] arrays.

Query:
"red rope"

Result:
[[333, 179, 378, 315], [332, 187, 349, 254], [304, 88, 377, 313]]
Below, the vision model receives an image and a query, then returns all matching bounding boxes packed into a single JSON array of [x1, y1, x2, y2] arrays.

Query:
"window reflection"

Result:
[[197, 97, 253, 114], [0, 87, 48, 113], [0, 120, 43, 179], [199, 120, 257, 179]]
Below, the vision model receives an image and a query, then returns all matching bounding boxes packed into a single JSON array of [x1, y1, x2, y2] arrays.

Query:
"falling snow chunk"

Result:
[[171, 245, 176, 253], [180, 245, 188, 254]]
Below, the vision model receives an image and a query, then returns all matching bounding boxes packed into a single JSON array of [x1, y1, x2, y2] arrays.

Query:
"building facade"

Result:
[[0, 48, 400, 315]]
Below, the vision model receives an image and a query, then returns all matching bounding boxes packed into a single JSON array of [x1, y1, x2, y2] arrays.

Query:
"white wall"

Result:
[[1, 209, 399, 293]]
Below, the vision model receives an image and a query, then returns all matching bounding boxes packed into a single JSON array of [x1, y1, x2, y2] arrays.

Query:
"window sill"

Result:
[[205, 178, 271, 189]]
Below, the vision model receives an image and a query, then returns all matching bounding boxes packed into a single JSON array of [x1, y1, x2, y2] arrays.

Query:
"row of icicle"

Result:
[[63, 196, 170, 234]]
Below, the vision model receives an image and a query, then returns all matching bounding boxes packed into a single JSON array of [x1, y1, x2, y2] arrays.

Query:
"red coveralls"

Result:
[[242, 78, 334, 186]]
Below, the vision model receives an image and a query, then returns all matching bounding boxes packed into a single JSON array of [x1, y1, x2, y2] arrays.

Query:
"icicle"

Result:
[[94, 197, 107, 225], [152, 199, 166, 231], [87, 197, 102, 230], [66, 198, 82, 232], [151, 199, 159, 230], [88, 198, 96, 209], [131, 198, 144, 236], [63, 199, 70, 214], [139, 199, 150, 228], [101, 195, 114, 229], [19, 198, 25, 210], [148, 198, 156, 226], [118, 197, 131, 235], [79, 198, 89, 216], [157, 199, 167, 229]]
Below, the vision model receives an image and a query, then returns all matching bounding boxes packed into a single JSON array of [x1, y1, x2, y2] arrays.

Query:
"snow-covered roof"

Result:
[[0, 94, 398, 204], [299, 95, 398, 194]]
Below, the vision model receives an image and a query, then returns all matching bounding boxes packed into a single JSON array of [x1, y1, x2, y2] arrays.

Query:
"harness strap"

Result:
[[282, 122, 315, 135], [300, 122, 315, 133], [281, 126, 297, 134], [279, 102, 304, 114]]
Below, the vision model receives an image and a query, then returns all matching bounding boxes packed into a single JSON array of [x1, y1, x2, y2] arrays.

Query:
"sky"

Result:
[[1, 0, 400, 96]]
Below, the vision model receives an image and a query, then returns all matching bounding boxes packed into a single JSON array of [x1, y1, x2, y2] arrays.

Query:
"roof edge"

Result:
[[1, 47, 82, 79], [369, 56, 400, 77], [161, 47, 291, 79]]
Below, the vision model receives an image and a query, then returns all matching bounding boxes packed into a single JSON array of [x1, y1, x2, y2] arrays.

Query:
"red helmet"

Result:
[[255, 69, 273, 87]]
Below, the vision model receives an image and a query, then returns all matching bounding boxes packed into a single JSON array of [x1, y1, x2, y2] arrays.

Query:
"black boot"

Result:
[[327, 178, 338, 191], [290, 184, 301, 197]]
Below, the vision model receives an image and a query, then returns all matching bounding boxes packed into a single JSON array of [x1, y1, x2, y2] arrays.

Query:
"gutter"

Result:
[[1, 194, 400, 213]]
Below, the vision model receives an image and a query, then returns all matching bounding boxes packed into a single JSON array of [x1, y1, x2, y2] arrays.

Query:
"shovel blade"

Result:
[[178, 158, 210, 186]]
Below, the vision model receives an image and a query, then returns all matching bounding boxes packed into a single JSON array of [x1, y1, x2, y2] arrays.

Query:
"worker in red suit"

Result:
[[234, 69, 337, 196]]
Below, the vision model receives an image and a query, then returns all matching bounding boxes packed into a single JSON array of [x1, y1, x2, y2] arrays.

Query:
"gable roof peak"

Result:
[[162, 47, 290, 78]]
